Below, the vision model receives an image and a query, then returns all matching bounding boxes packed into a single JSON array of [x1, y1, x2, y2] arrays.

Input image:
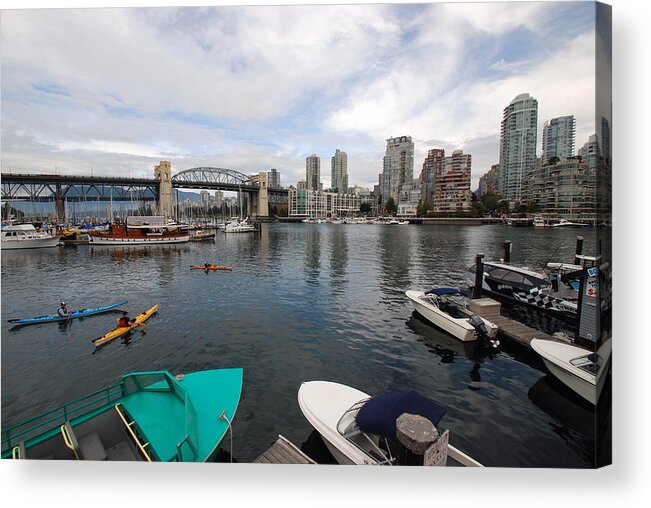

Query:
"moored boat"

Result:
[[224, 219, 256, 233], [92, 304, 158, 348], [2, 368, 243, 461], [189, 230, 216, 241], [89, 216, 190, 245], [298, 381, 483, 466], [8, 300, 128, 326], [1, 223, 61, 250], [530, 338, 611, 405], [405, 288, 498, 344], [551, 219, 591, 228]]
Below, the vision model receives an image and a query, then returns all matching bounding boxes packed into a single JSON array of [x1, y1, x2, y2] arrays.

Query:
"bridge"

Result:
[[1, 162, 288, 221]]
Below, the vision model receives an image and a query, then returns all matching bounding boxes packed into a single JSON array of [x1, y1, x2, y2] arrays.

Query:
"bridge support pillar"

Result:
[[55, 182, 65, 224], [254, 171, 269, 220], [154, 161, 173, 218]]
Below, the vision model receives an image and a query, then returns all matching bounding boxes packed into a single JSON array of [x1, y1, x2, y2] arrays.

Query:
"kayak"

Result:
[[191, 265, 232, 271], [92, 304, 159, 348], [8, 300, 128, 325]]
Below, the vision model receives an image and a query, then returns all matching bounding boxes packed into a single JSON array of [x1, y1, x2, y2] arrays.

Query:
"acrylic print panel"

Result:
[[0, 0, 611, 471]]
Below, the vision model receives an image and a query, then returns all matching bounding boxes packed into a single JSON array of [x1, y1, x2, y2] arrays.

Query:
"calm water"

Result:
[[1, 223, 610, 467]]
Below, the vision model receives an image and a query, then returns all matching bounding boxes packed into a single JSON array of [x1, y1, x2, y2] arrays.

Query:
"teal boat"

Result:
[[2, 368, 243, 461]]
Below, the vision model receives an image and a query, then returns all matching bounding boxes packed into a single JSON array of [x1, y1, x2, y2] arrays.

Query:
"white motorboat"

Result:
[[533, 214, 546, 227], [398, 220, 409, 225], [298, 381, 483, 466], [530, 338, 611, 405], [224, 219, 256, 233], [406, 288, 499, 344], [551, 219, 591, 228], [1, 223, 61, 250]]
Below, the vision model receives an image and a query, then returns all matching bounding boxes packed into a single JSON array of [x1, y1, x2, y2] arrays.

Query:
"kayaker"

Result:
[[57, 302, 70, 317], [204, 260, 211, 269], [118, 311, 135, 327]]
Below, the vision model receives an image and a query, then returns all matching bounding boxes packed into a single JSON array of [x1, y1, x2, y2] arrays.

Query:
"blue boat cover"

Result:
[[424, 287, 462, 296], [355, 391, 447, 440]]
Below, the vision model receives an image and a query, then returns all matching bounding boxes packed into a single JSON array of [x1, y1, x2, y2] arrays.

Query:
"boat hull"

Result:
[[405, 290, 498, 342], [93, 304, 158, 348], [89, 235, 189, 245], [531, 338, 611, 405], [1, 236, 61, 250]]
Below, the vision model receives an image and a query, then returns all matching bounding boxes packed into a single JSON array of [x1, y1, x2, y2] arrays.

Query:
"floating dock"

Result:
[[253, 435, 316, 464]]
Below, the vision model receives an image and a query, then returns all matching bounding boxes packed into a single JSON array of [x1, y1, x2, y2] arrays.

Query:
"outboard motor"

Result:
[[469, 314, 500, 348]]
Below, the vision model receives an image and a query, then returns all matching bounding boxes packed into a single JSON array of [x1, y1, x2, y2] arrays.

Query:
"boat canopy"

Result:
[[355, 391, 447, 441], [424, 287, 463, 296]]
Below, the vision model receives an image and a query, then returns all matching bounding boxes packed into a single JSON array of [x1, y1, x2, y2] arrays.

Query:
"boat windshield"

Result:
[[336, 399, 395, 465]]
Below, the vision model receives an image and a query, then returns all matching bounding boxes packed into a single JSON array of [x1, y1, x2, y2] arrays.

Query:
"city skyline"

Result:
[[1, 2, 598, 192]]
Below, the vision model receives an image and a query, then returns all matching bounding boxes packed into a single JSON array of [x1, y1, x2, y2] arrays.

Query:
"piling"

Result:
[[472, 253, 484, 299], [395, 413, 449, 466], [574, 236, 584, 265], [503, 240, 512, 263]]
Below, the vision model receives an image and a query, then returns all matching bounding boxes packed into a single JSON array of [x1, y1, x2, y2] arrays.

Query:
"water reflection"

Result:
[[329, 228, 348, 292], [304, 227, 321, 285], [377, 227, 413, 302]]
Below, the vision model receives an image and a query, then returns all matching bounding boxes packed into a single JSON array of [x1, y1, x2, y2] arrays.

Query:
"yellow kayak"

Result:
[[92, 304, 159, 348]]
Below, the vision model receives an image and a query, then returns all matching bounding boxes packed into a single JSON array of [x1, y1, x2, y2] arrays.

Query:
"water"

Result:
[[0, 223, 610, 467]]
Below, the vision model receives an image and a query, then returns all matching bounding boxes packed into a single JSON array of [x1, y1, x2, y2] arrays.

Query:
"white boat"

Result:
[[405, 288, 499, 344], [530, 338, 611, 405], [551, 219, 591, 228], [398, 220, 409, 225], [1, 223, 61, 250], [533, 214, 546, 227], [298, 381, 483, 466], [224, 219, 256, 233], [387, 219, 400, 225]]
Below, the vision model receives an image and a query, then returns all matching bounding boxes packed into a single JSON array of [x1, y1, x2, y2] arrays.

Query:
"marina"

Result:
[[1, 223, 610, 467]]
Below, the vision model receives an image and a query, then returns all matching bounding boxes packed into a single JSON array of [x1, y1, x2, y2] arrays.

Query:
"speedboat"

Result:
[[530, 338, 611, 405], [1, 223, 61, 250], [2, 368, 243, 461], [533, 214, 546, 227], [298, 381, 482, 466], [405, 288, 498, 345], [551, 219, 591, 228], [224, 219, 256, 233]]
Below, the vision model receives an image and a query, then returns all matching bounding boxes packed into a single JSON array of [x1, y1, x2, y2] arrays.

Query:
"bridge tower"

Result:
[[254, 171, 269, 219], [154, 161, 173, 217]]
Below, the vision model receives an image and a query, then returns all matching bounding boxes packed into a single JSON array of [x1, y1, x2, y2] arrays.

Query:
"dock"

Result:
[[253, 435, 316, 464], [468, 298, 567, 348]]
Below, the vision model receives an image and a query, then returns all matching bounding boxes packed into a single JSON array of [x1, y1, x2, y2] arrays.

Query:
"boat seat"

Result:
[[62, 421, 108, 461]]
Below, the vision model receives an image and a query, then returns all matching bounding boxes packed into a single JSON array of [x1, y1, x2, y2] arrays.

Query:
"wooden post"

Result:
[[503, 240, 512, 263], [395, 413, 449, 466], [472, 253, 484, 299], [574, 236, 584, 265]]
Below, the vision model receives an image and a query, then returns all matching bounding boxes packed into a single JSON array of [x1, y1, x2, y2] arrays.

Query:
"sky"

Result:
[[1, 1, 598, 192]]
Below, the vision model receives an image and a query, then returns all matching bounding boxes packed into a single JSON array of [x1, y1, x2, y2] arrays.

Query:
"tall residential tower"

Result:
[[498, 93, 538, 203], [306, 154, 321, 192], [542, 115, 576, 164], [331, 149, 348, 193], [383, 135, 414, 204]]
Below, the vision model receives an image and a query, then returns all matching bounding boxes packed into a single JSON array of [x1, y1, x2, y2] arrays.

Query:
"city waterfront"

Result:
[[1, 223, 609, 467]]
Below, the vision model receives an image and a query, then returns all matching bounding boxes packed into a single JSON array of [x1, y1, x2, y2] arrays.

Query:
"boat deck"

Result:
[[253, 435, 316, 464]]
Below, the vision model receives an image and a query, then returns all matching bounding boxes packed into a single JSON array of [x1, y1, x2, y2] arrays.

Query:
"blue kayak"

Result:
[[8, 301, 128, 325]]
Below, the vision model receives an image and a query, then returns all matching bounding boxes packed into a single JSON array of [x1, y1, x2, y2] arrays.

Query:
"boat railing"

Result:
[[114, 403, 153, 462], [174, 396, 199, 461], [1, 383, 123, 455]]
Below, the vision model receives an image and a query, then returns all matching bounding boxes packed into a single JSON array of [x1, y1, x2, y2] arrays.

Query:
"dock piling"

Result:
[[472, 254, 484, 299], [574, 236, 584, 265], [503, 240, 512, 263]]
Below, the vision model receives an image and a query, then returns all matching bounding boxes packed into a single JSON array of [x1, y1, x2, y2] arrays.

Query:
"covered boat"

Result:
[[89, 216, 190, 245], [406, 288, 498, 344], [298, 381, 482, 466], [2, 368, 243, 461]]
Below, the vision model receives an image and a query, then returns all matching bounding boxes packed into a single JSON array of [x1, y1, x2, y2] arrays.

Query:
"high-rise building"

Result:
[[477, 164, 499, 197], [268, 168, 281, 189], [330, 149, 348, 194], [306, 154, 320, 192], [542, 115, 576, 164], [383, 135, 414, 205], [433, 150, 472, 213], [420, 148, 445, 205], [498, 93, 538, 203]]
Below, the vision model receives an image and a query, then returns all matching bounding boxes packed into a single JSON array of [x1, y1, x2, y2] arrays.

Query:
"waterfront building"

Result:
[[348, 185, 369, 195], [288, 188, 363, 218], [306, 154, 321, 192], [477, 164, 499, 197], [268, 168, 281, 189], [420, 148, 445, 206], [433, 150, 472, 213], [498, 93, 538, 204], [397, 180, 422, 216], [331, 149, 348, 194], [383, 135, 414, 205], [542, 115, 576, 165]]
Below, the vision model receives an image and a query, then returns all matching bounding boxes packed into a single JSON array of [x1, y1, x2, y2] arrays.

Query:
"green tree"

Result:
[[526, 201, 540, 214], [480, 192, 500, 213], [360, 202, 371, 214], [416, 199, 432, 218], [384, 197, 397, 215]]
